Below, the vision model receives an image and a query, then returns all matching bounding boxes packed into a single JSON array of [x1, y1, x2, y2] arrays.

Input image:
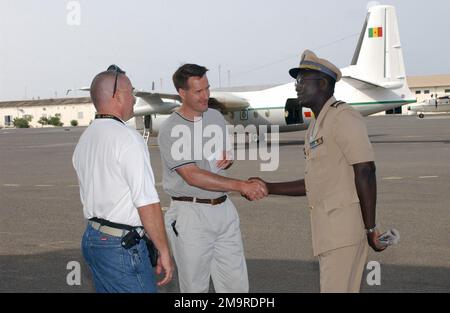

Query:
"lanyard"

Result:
[[95, 114, 124, 124]]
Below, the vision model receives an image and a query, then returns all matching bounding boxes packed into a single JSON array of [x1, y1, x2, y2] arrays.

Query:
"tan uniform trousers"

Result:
[[318, 238, 368, 293]]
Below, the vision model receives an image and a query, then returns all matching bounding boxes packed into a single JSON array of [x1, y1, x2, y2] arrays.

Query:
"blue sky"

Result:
[[0, 0, 449, 100]]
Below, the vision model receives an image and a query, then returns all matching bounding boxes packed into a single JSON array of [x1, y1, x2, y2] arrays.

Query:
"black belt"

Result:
[[88, 217, 141, 231], [171, 195, 227, 205]]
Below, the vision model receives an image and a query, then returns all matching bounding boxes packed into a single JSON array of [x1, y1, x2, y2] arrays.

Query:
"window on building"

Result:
[[445, 89, 450, 94], [77, 112, 84, 119], [55, 113, 61, 117], [4, 115, 12, 126], [424, 90, 430, 94], [415, 90, 421, 94]]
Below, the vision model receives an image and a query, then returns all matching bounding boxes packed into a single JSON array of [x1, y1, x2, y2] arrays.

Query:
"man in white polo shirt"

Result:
[[73, 65, 173, 293]]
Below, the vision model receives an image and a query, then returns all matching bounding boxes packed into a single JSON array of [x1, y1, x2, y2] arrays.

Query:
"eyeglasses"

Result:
[[295, 77, 322, 86], [107, 64, 126, 98]]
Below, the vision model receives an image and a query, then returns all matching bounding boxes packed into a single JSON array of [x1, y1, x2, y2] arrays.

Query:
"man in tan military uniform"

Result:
[[251, 50, 386, 292]]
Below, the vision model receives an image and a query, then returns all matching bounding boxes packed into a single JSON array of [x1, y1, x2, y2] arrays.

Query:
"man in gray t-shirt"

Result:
[[159, 108, 228, 199], [158, 64, 267, 293]]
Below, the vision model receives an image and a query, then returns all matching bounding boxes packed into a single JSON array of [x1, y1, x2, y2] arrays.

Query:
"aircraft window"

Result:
[[415, 90, 421, 94], [424, 90, 430, 94], [240, 110, 248, 120], [253, 111, 258, 118]]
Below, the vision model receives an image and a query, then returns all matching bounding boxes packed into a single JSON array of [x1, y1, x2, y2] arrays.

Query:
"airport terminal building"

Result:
[[407, 75, 450, 102], [0, 97, 94, 128], [1, 75, 450, 128]]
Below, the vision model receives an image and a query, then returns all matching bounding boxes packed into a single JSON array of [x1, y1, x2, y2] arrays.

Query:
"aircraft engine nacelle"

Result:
[[129, 114, 171, 136]]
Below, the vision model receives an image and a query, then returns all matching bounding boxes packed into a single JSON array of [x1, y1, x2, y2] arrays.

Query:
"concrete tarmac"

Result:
[[0, 115, 449, 292]]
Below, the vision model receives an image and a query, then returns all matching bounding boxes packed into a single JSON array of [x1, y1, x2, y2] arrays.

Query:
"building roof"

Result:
[[0, 97, 92, 108], [406, 75, 450, 88]]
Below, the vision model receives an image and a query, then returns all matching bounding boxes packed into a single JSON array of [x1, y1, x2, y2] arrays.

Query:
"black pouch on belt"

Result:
[[121, 229, 142, 249], [143, 235, 159, 267]]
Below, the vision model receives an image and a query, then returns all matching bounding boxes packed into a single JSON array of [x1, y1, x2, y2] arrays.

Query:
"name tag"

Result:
[[310, 137, 324, 149]]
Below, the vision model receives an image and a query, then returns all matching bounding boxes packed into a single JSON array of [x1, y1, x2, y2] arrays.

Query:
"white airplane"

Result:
[[407, 96, 450, 118], [75, 5, 416, 138]]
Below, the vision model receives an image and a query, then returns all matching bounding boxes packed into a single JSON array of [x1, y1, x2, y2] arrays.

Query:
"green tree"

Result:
[[70, 120, 78, 127], [13, 117, 30, 128], [48, 116, 63, 127], [38, 116, 49, 126]]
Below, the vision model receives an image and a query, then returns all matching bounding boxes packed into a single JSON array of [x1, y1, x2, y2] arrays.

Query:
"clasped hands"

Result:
[[240, 177, 268, 201]]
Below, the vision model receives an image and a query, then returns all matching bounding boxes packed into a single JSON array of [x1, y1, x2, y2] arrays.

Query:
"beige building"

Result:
[[0, 97, 95, 128], [407, 75, 450, 102]]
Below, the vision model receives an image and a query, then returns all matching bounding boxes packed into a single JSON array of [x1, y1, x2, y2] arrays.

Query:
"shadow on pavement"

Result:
[[1, 249, 449, 293]]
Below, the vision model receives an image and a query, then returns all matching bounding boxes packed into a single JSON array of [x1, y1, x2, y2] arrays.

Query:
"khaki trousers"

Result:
[[165, 198, 249, 293], [318, 239, 368, 293]]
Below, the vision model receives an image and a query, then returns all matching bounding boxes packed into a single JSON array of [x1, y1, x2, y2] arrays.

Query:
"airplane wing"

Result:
[[135, 90, 250, 114], [67, 87, 249, 115], [342, 76, 404, 90], [208, 91, 250, 113], [134, 91, 180, 102]]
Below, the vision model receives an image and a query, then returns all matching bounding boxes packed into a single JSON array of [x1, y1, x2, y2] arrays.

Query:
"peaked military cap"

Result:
[[289, 49, 342, 82]]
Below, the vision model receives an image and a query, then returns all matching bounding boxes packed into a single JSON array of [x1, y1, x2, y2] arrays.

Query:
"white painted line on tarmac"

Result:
[[67, 185, 79, 187], [383, 177, 403, 180], [35, 185, 54, 187], [3, 184, 19, 187], [419, 176, 439, 179]]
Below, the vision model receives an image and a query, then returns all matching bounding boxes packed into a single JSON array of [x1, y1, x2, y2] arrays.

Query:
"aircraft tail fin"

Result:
[[347, 5, 406, 87]]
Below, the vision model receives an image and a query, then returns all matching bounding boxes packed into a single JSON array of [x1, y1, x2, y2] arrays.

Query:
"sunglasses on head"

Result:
[[107, 64, 126, 98]]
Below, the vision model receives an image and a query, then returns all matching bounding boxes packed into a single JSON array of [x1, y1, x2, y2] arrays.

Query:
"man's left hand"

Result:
[[367, 229, 387, 252]]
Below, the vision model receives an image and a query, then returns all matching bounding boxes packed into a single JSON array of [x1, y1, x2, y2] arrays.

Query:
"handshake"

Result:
[[239, 177, 268, 201]]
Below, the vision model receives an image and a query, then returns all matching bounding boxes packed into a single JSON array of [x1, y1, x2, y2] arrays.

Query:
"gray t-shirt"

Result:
[[158, 108, 230, 198]]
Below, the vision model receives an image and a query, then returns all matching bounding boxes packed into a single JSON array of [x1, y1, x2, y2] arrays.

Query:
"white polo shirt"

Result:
[[73, 118, 160, 227]]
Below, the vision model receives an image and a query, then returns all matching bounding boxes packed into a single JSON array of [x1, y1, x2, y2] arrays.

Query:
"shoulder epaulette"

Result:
[[331, 100, 345, 108]]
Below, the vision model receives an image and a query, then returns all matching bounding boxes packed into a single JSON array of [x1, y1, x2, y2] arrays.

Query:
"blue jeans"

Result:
[[82, 224, 157, 293]]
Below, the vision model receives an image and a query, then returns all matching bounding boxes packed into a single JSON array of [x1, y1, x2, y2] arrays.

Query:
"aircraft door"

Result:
[[144, 114, 153, 133], [285, 98, 303, 125]]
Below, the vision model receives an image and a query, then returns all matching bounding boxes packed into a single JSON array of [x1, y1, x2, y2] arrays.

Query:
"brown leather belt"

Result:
[[171, 195, 227, 205]]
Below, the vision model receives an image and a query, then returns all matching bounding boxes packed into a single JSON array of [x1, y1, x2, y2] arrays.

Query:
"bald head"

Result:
[[90, 71, 129, 109], [89, 68, 135, 121]]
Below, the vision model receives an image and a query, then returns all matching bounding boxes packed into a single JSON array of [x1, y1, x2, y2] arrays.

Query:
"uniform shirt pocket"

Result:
[[309, 144, 327, 160]]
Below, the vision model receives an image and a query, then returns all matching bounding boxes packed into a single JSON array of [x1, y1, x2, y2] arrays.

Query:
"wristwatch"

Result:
[[365, 225, 377, 234]]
